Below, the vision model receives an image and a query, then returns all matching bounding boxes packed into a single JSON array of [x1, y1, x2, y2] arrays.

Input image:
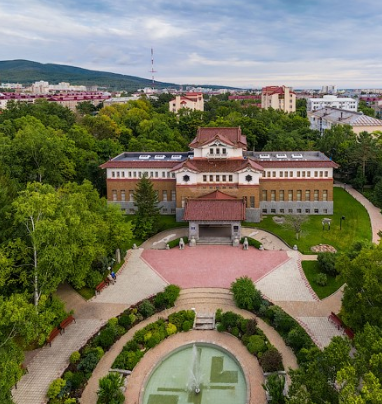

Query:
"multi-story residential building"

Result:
[[308, 107, 382, 135], [169, 92, 204, 113], [261, 86, 296, 113], [308, 95, 358, 112], [320, 85, 337, 94], [101, 127, 337, 240]]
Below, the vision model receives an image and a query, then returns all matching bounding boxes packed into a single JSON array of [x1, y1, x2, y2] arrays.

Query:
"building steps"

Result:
[[176, 288, 235, 310], [196, 237, 232, 245], [193, 312, 216, 330]]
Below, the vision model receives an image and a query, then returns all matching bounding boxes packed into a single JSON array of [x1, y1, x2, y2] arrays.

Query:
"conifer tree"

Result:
[[133, 174, 160, 239]]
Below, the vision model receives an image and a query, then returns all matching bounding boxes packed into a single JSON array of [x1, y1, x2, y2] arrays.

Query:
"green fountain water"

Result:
[[142, 343, 247, 404]]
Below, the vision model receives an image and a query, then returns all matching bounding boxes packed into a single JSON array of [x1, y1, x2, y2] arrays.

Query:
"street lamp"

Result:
[[340, 216, 346, 230]]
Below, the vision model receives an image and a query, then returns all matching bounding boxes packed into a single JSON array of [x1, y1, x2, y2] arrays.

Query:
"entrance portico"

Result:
[[184, 191, 245, 241]]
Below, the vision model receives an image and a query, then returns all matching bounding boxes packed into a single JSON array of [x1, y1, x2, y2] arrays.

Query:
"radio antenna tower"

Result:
[[149, 47, 157, 93]]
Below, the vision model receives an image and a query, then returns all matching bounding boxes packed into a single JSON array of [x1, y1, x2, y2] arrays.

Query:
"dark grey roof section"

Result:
[[111, 151, 192, 162], [246, 151, 331, 162]]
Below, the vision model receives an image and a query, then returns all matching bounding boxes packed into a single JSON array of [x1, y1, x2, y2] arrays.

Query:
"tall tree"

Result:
[[133, 174, 160, 239]]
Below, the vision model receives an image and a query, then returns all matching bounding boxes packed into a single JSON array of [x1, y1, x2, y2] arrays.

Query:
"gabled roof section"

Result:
[[184, 192, 246, 221], [189, 127, 247, 150], [171, 159, 200, 172], [235, 159, 264, 172]]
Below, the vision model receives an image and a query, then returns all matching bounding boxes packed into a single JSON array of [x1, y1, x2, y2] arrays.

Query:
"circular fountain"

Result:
[[142, 342, 247, 404]]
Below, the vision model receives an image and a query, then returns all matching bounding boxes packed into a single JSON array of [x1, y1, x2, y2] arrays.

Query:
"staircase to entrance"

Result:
[[196, 237, 232, 245]]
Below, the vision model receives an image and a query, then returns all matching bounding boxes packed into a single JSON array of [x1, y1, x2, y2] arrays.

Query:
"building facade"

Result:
[[308, 95, 358, 112], [169, 92, 204, 113], [261, 86, 296, 113], [101, 128, 337, 239], [308, 107, 382, 135]]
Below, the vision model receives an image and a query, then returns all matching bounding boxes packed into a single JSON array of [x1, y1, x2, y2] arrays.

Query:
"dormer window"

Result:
[[222, 148, 227, 155], [210, 148, 213, 155], [216, 148, 220, 155]]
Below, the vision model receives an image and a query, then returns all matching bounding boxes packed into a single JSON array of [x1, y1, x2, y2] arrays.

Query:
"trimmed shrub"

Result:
[[138, 300, 155, 318], [231, 326, 240, 338], [97, 372, 125, 404], [69, 351, 81, 364], [246, 335, 266, 355], [166, 323, 177, 336], [246, 318, 258, 336], [286, 327, 312, 352], [112, 349, 144, 370], [216, 323, 225, 332], [118, 312, 132, 329], [78, 348, 104, 376], [259, 348, 284, 372], [47, 378, 66, 399], [317, 252, 338, 276], [273, 308, 295, 333], [231, 276, 262, 311], [95, 327, 116, 350], [86, 270, 104, 289], [154, 284, 181, 309], [168, 236, 189, 249], [240, 236, 262, 249], [221, 311, 240, 330], [182, 321, 193, 332], [314, 273, 328, 286]]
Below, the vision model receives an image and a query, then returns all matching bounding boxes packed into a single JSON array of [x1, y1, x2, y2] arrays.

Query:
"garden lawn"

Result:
[[245, 188, 371, 254], [301, 261, 344, 299]]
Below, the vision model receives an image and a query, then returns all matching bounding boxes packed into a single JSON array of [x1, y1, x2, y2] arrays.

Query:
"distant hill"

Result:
[[0, 60, 178, 92], [0, 60, 238, 92]]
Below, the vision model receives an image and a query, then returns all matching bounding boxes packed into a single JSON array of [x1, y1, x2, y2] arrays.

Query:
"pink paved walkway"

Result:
[[141, 246, 289, 288]]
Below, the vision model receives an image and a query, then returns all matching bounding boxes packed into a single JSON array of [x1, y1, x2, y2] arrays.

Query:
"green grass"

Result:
[[244, 188, 372, 254], [76, 287, 95, 300], [301, 261, 344, 299]]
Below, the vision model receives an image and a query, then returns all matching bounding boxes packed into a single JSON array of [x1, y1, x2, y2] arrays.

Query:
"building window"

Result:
[[280, 171, 283, 177], [216, 148, 220, 155], [210, 148, 213, 155], [305, 190, 310, 201], [271, 190, 276, 201], [138, 172, 142, 178], [271, 209, 276, 213], [122, 171, 125, 178], [171, 190, 176, 201], [163, 190, 167, 201], [320, 171, 323, 177], [128, 171, 132, 178], [181, 197, 185, 208], [203, 175, 207, 182], [314, 190, 319, 201], [112, 171, 115, 178], [121, 190, 126, 201], [172, 173, 175, 178], [210, 175, 213, 182], [222, 148, 227, 155], [285, 171, 288, 177], [288, 208, 293, 213], [280, 209, 285, 213], [167, 172, 171, 178], [323, 190, 328, 201], [307, 171, 311, 177], [297, 209, 302, 213], [222, 175, 226, 182], [134, 171, 137, 178], [314, 171, 318, 177], [279, 190, 284, 201], [250, 196, 255, 208], [112, 190, 117, 201], [314, 209, 319, 213], [297, 171, 301, 177], [323, 209, 328, 213], [162, 171, 166, 178], [302, 171, 306, 178], [183, 175, 190, 182], [245, 174, 252, 182], [272, 171, 276, 177], [129, 190, 134, 202], [288, 190, 293, 201], [262, 209, 268, 213], [305, 209, 310, 213], [229, 175, 233, 182], [155, 172, 158, 178], [267, 171, 271, 177], [325, 171, 328, 177], [262, 190, 267, 201], [216, 175, 220, 182], [297, 190, 302, 201], [290, 171, 293, 177]]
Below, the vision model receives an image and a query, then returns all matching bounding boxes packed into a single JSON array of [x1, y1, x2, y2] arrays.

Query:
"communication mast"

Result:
[[149, 47, 157, 93]]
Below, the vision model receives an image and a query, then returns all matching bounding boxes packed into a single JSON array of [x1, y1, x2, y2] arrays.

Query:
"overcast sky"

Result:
[[1, 0, 382, 89]]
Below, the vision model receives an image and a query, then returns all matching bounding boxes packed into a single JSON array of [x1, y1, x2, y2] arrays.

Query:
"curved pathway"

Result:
[[14, 219, 367, 404], [81, 290, 298, 404]]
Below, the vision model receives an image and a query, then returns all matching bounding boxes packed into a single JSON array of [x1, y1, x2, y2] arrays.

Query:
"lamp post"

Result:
[[340, 216, 346, 230]]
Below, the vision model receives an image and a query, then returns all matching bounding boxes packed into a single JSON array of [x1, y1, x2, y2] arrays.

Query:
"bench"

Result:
[[95, 280, 108, 295], [46, 327, 61, 346], [343, 327, 355, 339], [328, 312, 343, 330], [59, 315, 76, 334]]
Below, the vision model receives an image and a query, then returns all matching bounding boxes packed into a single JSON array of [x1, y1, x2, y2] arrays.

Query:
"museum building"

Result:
[[101, 127, 338, 240]]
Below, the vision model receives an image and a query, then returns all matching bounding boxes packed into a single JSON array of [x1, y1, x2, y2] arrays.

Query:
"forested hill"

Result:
[[0, 59, 177, 91]]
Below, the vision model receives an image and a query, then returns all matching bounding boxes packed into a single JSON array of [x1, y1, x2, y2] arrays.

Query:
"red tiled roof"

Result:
[[184, 192, 246, 221], [171, 159, 200, 172], [189, 127, 247, 149]]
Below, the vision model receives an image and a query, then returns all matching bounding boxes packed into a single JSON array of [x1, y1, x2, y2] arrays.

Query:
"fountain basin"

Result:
[[142, 342, 247, 404]]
